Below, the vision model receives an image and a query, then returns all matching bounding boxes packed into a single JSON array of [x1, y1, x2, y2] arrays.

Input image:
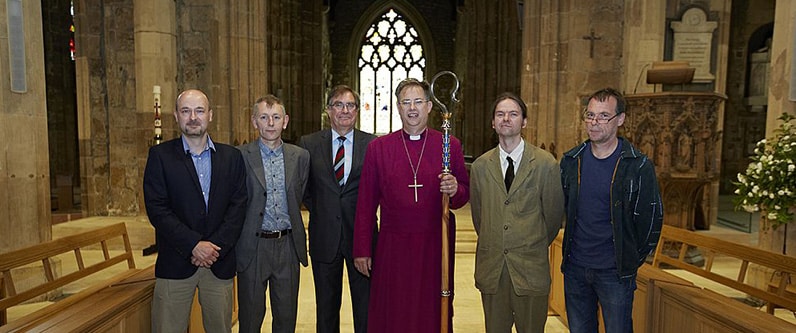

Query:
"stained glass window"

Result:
[[70, 0, 75, 61], [358, 9, 425, 135]]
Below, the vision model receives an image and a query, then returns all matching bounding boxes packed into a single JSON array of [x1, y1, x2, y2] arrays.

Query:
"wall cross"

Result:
[[582, 28, 602, 58]]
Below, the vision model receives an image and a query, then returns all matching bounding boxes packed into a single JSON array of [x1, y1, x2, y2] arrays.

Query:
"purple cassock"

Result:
[[354, 128, 470, 332]]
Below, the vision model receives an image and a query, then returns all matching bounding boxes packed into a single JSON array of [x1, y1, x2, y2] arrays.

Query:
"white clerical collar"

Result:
[[404, 128, 426, 141]]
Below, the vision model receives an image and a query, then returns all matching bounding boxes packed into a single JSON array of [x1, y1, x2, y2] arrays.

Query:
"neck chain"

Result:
[[400, 129, 428, 202]]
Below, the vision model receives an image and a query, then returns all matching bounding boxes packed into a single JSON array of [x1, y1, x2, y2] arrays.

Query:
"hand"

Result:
[[354, 257, 372, 277], [438, 173, 458, 197], [191, 256, 213, 268], [192, 241, 221, 266]]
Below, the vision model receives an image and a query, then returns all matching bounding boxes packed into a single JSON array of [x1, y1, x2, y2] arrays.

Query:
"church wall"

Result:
[[263, 0, 324, 144], [74, 0, 142, 217], [329, 0, 457, 87], [460, 0, 522, 158], [522, 0, 624, 159], [42, 0, 80, 213], [0, 0, 52, 251], [327, 0, 458, 142], [69, 0, 324, 216], [720, 0, 774, 194]]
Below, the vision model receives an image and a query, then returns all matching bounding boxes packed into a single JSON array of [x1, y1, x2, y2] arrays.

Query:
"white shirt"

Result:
[[498, 139, 525, 178], [331, 129, 354, 184]]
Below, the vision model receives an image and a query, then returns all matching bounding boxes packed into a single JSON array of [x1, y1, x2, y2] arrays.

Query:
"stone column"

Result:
[[621, 0, 666, 94], [134, 0, 177, 211], [0, 0, 51, 250], [761, 0, 796, 256]]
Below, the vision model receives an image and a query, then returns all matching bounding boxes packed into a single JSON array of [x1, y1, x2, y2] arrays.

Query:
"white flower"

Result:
[[742, 204, 759, 212], [779, 190, 786, 196], [789, 164, 795, 172], [770, 193, 776, 199], [768, 212, 778, 220]]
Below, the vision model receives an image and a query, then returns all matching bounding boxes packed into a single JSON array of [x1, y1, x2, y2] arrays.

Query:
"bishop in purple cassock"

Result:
[[353, 79, 470, 333]]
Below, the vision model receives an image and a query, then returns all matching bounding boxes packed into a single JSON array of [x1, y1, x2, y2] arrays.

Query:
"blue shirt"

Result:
[[331, 129, 354, 184], [259, 140, 291, 231], [182, 136, 215, 210], [570, 141, 622, 269]]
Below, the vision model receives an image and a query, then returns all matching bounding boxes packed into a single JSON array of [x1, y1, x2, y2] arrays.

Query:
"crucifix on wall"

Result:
[[582, 28, 602, 58]]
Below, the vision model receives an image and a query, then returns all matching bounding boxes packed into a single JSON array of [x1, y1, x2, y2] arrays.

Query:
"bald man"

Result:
[[144, 89, 248, 333]]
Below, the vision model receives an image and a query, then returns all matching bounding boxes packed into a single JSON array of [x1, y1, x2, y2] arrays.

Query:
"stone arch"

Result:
[[347, 0, 437, 90]]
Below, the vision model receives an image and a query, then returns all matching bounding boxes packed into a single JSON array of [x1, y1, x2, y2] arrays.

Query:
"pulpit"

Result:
[[622, 92, 726, 231]]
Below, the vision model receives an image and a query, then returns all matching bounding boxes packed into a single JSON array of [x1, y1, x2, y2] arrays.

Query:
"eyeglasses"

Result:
[[582, 110, 620, 124], [330, 102, 357, 111], [399, 99, 428, 108]]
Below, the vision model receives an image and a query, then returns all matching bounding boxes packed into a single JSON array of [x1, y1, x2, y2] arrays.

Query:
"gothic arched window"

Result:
[[358, 9, 425, 135]]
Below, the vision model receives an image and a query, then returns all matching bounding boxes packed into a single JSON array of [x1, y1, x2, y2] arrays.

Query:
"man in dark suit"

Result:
[[144, 89, 248, 333], [298, 85, 376, 333], [236, 94, 309, 333]]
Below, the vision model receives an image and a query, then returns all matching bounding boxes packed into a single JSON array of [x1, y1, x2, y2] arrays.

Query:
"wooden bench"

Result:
[[0, 223, 155, 332], [651, 224, 796, 314]]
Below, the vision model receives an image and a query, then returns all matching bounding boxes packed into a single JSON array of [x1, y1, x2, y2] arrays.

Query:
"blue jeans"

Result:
[[563, 262, 636, 333]]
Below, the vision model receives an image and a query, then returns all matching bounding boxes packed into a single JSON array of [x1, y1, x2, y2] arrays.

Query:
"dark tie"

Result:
[[505, 156, 515, 192], [334, 136, 346, 187]]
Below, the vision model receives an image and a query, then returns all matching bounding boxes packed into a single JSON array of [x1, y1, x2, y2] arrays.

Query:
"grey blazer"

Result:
[[236, 141, 310, 270]]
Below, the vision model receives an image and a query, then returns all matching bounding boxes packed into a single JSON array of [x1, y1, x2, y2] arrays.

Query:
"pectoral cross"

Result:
[[408, 176, 423, 202], [582, 28, 602, 58]]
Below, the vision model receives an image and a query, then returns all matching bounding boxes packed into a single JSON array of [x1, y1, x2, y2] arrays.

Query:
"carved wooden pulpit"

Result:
[[622, 92, 726, 231]]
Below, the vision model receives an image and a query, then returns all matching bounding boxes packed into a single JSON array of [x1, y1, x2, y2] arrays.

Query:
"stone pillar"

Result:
[[621, 0, 666, 94], [134, 0, 177, 211], [0, 0, 51, 250], [461, 0, 521, 157], [761, 0, 796, 256]]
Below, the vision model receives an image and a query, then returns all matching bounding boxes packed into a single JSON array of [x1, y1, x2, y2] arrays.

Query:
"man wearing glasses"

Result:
[[559, 88, 663, 333], [353, 78, 470, 332], [298, 85, 376, 333]]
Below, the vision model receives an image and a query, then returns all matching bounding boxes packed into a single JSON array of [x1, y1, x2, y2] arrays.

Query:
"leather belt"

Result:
[[256, 229, 292, 239]]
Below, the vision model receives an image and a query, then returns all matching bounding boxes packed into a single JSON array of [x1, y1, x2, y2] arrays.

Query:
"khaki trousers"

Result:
[[481, 263, 549, 333], [152, 267, 234, 333]]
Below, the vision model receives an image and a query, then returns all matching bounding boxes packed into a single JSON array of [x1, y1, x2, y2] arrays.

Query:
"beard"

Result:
[[181, 121, 206, 137]]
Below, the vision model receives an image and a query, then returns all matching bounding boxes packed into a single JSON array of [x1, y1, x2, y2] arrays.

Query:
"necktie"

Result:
[[334, 136, 346, 187], [505, 156, 515, 192]]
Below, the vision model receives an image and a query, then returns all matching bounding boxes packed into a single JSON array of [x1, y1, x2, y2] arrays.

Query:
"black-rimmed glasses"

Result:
[[582, 110, 619, 124]]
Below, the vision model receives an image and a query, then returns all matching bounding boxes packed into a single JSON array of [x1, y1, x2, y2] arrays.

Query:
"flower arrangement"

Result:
[[734, 113, 796, 229]]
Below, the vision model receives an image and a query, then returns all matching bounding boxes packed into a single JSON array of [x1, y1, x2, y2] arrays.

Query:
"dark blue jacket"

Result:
[[143, 138, 248, 280], [560, 137, 663, 279]]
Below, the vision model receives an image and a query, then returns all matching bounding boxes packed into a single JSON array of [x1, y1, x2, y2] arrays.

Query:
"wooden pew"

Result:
[[0, 223, 155, 333], [646, 279, 796, 332], [550, 227, 796, 332], [652, 225, 796, 313]]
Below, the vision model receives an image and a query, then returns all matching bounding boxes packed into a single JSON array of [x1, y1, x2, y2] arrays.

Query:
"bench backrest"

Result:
[[0, 223, 135, 313], [651, 225, 796, 312]]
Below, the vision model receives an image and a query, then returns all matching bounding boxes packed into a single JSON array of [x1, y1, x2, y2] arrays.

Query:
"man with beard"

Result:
[[144, 89, 248, 333]]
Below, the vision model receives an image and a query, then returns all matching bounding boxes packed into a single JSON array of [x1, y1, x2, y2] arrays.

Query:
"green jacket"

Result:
[[470, 141, 565, 296]]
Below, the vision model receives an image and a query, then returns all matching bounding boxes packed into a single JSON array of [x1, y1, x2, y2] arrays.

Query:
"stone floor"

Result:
[[10, 201, 794, 332]]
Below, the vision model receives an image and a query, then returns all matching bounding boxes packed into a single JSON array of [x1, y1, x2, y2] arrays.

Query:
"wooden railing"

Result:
[[651, 224, 796, 313]]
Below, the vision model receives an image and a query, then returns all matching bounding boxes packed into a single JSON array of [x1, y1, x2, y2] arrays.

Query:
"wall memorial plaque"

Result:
[[671, 8, 718, 83]]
